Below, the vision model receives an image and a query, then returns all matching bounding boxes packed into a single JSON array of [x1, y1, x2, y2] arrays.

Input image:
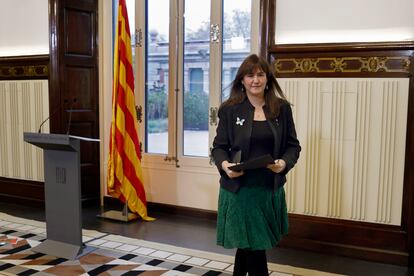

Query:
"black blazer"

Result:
[[211, 98, 301, 192]]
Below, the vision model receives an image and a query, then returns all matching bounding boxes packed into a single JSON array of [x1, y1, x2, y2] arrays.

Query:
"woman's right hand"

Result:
[[221, 161, 244, 179]]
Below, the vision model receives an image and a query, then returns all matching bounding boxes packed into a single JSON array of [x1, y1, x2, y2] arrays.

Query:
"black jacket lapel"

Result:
[[264, 105, 282, 158]]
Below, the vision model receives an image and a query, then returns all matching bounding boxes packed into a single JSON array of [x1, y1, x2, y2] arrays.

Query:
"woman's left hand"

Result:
[[267, 159, 286, 173]]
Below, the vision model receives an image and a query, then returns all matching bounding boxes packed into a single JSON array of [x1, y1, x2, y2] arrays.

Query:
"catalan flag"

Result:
[[107, 0, 154, 221]]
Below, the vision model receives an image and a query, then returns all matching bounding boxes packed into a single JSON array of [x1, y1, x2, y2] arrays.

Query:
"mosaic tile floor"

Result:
[[0, 212, 343, 276]]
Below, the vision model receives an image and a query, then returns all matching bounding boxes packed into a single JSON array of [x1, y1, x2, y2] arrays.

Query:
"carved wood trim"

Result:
[[269, 44, 414, 77], [0, 55, 49, 80], [274, 55, 410, 75]]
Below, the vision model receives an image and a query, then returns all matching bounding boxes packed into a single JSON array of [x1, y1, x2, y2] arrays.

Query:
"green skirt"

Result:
[[216, 170, 288, 250]]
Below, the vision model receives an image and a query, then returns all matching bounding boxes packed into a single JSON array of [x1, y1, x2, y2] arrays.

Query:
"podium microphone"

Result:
[[37, 101, 66, 133], [66, 98, 76, 135]]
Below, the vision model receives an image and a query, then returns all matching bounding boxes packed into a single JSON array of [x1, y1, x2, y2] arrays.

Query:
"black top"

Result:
[[244, 120, 275, 183], [211, 99, 301, 193], [248, 120, 274, 160]]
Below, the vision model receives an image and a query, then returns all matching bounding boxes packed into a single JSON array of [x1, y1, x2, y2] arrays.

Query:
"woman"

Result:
[[211, 54, 301, 275]]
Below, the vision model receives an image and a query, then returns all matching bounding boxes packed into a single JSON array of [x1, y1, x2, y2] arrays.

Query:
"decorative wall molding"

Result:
[[0, 55, 49, 80], [274, 56, 410, 74], [268, 41, 414, 78], [0, 65, 48, 79]]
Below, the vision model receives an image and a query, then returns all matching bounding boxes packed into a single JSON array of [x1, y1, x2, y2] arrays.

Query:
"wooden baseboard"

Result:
[[0, 177, 98, 206], [0, 177, 44, 204], [280, 213, 409, 265], [143, 200, 410, 265], [279, 236, 408, 266], [102, 196, 217, 221], [147, 202, 217, 221]]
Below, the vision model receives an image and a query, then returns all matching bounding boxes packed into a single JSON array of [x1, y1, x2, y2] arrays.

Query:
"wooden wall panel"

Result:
[[0, 0, 99, 205], [263, 0, 414, 263], [263, 1, 414, 263], [65, 9, 93, 56], [49, 0, 99, 201], [266, 39, 414, 265], [64, 67, 93, 109]]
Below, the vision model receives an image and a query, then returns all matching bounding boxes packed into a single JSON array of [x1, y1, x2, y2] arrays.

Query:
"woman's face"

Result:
[[241, 69, 267, 98]]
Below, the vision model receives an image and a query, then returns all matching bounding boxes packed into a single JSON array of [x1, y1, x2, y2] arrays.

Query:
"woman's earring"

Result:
[[266, 85, 269, 90], [241, 86, 244, 92]]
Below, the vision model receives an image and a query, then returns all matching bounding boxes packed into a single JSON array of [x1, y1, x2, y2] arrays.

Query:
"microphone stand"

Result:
[[66, 98, 76, 135], [37, 101, 66, 133]]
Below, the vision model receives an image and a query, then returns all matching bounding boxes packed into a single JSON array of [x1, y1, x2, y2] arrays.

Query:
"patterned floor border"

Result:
[[0, 212, 344, 276]]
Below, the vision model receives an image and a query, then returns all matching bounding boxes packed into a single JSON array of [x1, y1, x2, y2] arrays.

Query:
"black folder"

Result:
[[228, 154, 274, 171]]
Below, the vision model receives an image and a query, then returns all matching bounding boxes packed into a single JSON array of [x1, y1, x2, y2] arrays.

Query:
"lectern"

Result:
[[23, 132, 99, 259]]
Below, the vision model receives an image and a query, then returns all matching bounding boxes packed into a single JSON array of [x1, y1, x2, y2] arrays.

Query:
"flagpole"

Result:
[[99, 0, 153, 222], [98, 200, 138, 222]]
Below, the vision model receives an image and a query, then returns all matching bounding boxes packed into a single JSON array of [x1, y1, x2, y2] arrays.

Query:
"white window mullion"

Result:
[[208, 0, 223, 158], [168, 0, 183, 165], [250, 0, 260, 55], [135, 0, 146, 157]]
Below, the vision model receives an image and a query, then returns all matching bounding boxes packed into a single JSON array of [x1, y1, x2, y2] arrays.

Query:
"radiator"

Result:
[[0, 80, 49, 181], [281, 78, 408, 225]]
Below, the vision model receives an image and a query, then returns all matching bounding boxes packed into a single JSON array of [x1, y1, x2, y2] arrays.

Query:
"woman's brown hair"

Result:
[[221, 54, 287, 118]]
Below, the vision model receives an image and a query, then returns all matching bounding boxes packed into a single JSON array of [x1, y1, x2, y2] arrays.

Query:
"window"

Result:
[[120, 0, 257, 164], [144, 0, 170, 154]]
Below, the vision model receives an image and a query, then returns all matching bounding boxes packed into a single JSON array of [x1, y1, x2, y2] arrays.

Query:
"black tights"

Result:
[[233, 248, 269, 276]]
